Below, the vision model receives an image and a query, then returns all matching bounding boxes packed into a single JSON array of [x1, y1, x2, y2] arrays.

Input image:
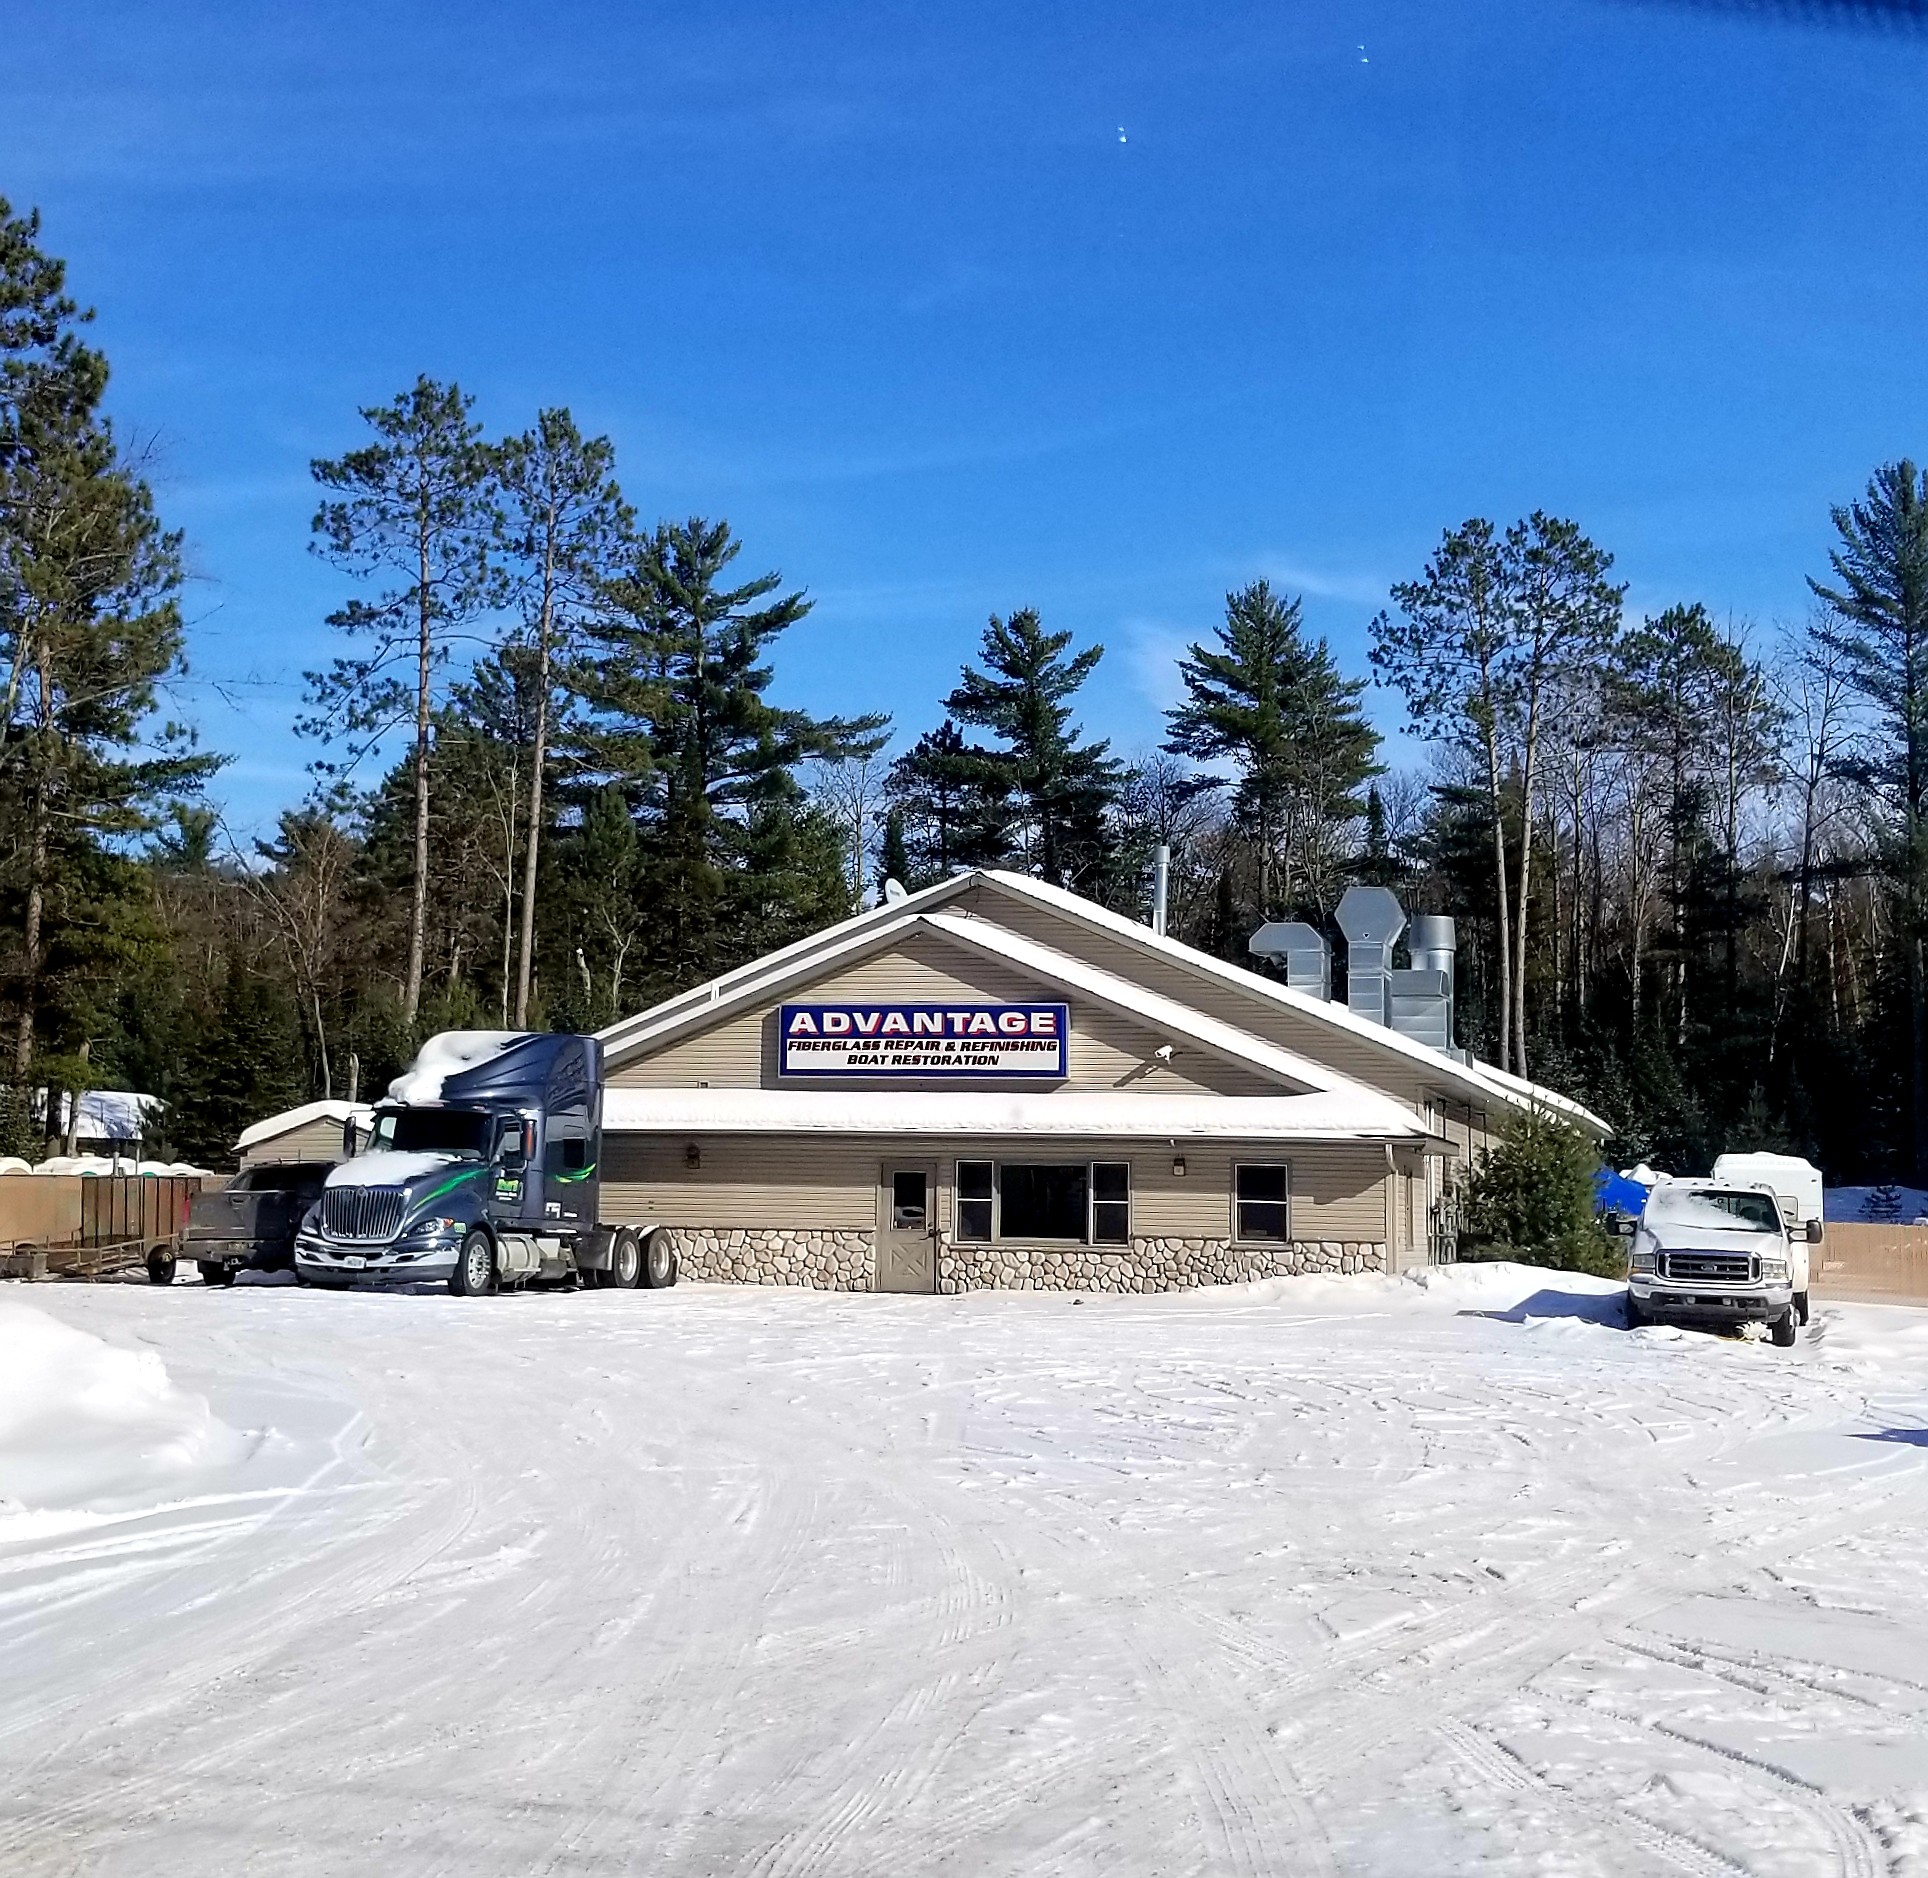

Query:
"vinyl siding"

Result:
[[239, 1118, 344, 1167], [609, 925, 1279, 1097], [951, 880, 1451, 1116], [599, 1133, 1389, 1243]]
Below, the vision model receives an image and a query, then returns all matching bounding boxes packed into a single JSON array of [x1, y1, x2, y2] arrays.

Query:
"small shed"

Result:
[[237, 1100, 371, 1169]]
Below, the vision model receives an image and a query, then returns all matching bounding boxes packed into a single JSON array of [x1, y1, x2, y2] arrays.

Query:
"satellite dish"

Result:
[[883, 878, 909, 904]]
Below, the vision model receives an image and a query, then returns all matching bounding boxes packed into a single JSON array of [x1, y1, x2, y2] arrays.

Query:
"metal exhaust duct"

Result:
[[1151, 844, 1170, 938], [1390, 912, 1456, 1053], [1334, 887, 1406, 1027], [1248, 920, 1332, 1000]]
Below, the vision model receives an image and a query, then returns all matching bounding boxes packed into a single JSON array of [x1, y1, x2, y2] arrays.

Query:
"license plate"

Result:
[[341, 1255, 366, 1270]]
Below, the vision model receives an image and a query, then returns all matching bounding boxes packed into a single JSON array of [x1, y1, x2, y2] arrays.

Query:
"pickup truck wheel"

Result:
[[1770, 1307, 1798, 1348], [1625, 1293, 1645, 1330], [198, 1261, 237, 1288], [449, 1228, 495, 1297], [642, 1228, 679, 1290], [610, 1229, 643, 1289], [146, 1251, 177, 1286], [1795, 1289, 1811, 1325]]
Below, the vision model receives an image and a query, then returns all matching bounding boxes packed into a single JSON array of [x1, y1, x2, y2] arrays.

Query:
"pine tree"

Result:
[[0, 197, 218, 1133], [572, 517, 886, 987], [1374, 514, 1622, 1077], [943, 609, 1125, 892], [304, 376, 497, 1022], [1811, 461, 1928, 1181], [494, 409, 629, 1026], [1165, 579, 1379, 919], [883, 719, 1014, 884]]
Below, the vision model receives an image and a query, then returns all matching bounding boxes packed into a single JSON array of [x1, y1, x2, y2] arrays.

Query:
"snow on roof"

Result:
[[973, 871, 1612, 1135], [387, 1032, 526, 1105], [602, 1086, 1439, 1143], [597, 867, 1611, 1137], [42, 1090, 165, 1139], [235, 1099, 375, 1153]]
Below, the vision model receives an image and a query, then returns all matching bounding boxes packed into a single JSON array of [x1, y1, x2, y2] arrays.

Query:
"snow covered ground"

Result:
[[4, 1268, 1928, 1876]]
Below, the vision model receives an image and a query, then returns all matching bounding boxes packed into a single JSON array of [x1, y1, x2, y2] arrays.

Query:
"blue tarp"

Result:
[[1594, 1168, 1650, 1216]]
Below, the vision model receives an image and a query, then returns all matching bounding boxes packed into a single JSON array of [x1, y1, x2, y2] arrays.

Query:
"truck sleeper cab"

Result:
[[1624, 1178, 1815, 1348], [292, 1031, 677, 1296]]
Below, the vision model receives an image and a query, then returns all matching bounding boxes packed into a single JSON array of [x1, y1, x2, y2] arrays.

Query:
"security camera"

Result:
[[1153, 1044, 1176, 1062]]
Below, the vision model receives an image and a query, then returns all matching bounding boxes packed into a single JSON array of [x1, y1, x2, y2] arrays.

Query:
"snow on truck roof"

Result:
[[386, 1032, 527, 1105]]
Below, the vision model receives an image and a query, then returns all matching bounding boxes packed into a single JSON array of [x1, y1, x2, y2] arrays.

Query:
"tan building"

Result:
[[589, 870, 1605, 1295], [237, 1100, 372, 1169]]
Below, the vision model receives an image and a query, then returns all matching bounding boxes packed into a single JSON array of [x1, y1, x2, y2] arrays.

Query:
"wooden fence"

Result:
[[1813, 1223, 1928, 1305]]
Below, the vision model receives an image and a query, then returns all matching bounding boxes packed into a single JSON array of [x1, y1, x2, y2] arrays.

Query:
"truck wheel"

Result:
[[610, 1229, 643, 1289], [449, 1228, 495, 1297], [1795, 1289, 1811, 1325], [146, 1250, 177, 1286], [198, 1261, 237, 1288], [1625, 1292, 1645, 1330], [642, 1228, 679, 1290], [1771, 1307, 1798, 1348]]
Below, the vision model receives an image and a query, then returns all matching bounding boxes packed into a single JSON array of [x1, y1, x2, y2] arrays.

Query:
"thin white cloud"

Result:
[[1252, 555, 1392, 610]]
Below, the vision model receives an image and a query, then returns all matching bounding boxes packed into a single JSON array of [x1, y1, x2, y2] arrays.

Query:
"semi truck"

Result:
[[293, 1030, 677, 1295]]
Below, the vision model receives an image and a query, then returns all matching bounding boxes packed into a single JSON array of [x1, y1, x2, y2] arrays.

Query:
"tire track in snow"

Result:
[[1435, 1716, 1750, 1878]]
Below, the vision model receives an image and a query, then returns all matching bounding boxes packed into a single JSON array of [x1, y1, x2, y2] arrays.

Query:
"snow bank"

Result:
[[1827, 1184, 1928, 1224], [1160, 1258, 1626, 1320], [0, 1301, 247, 1522]]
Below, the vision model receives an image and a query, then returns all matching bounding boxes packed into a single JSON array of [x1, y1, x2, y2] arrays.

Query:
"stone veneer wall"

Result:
[[936, 1237, 1386, 1294], [662, 1226, 1385, 1294], [673, 1227, 874, 1289]]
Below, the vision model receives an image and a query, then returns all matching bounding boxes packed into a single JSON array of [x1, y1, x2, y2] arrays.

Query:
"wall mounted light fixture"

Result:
[[685, 1142, 702, 1170], [1172, 1155, 1187, 1177]]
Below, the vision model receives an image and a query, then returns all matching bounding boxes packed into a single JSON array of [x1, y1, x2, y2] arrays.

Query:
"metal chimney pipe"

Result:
[[1151, 844, 1170, 937]]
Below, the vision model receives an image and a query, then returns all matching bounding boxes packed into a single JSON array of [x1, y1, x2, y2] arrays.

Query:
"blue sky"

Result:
[[6, 2, 1927, 834]]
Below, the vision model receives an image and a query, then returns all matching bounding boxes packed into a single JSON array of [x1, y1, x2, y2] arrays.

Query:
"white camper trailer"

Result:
[[1712, 1152, 1824, 1323]]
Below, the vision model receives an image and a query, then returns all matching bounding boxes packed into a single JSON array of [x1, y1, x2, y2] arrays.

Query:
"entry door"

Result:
[[878, 1162, 938, 1293]]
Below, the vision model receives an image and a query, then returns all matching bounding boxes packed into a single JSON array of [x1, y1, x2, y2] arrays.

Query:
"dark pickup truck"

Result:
[[163, 1162, 335, 1286]]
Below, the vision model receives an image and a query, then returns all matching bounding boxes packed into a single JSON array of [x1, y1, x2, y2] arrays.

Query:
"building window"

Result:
[[1092, 1162, 1131, 1243], [892, 1169, 929, 1232], [953, 1161, 1133, 1244], [1235, 1163, 1290, 1243], [999, 1164, 1089, 1240], [956, 1160, 994, 1240]]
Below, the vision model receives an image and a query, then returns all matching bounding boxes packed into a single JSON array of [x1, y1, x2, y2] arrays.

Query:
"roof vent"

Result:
[[1333, 887, 1406, 1028], [1248, 920, 1331, 999]]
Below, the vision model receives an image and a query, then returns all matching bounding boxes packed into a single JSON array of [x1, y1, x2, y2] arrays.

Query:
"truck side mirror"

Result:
[[1807, 1217, 1825, 1243], [1613, 1213, 1636, 1237], [495, 1123, 528, 1173]]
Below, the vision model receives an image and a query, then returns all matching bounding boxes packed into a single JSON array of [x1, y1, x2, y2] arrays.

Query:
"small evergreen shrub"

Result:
[[1458, 1109, 1623, 1279]]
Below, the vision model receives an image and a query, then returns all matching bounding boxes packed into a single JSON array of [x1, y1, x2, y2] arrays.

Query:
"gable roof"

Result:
[[600, 906, 1351, 1096], [597, 868, 1609, 1135]]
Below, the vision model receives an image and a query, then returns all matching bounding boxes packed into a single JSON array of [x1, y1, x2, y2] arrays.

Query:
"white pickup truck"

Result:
[[1624, 1175, 1821, 1348]]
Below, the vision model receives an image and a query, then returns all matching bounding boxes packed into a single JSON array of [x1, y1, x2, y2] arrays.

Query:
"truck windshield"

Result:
[[367, 1108, 489, 1157], [1651, 1188, 1782, 1234]]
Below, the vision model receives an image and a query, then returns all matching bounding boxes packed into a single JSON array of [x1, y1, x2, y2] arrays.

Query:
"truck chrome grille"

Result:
[[321, 1188, 406, 1242], [1660, 1252, 1754, 1284]]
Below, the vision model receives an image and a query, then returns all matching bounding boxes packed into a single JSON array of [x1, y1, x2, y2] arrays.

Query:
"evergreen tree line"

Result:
[[5, 196, 1927, 1180]]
